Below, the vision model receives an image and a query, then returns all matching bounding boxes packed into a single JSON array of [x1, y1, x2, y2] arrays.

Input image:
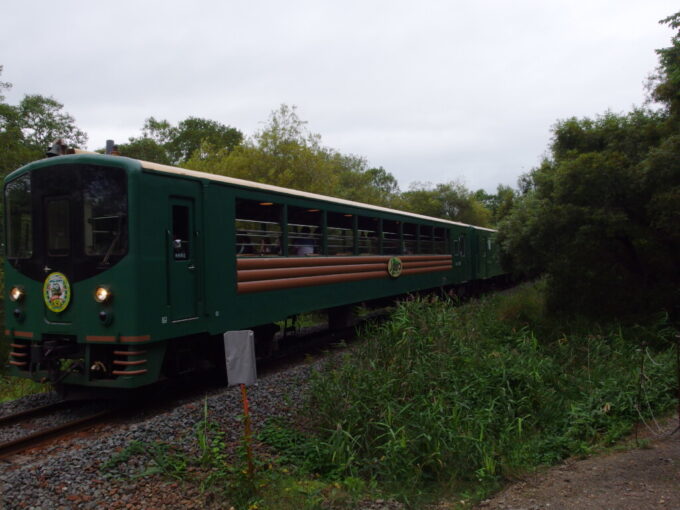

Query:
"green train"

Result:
[[4, 149, 504, 393]]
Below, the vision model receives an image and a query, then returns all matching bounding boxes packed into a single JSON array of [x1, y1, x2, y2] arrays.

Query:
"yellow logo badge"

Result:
[[387, 257, 403, 278], [43, 272, 71, 313]]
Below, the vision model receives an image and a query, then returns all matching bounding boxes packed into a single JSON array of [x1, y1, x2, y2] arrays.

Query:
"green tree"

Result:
[[18, 95, 87, 150], [116, 137, 172, 165], [499, 107, 676, 316], [400, 181, 492, 226], [338, 165, 400, 206], [650, 12, 680, 122], [0, 67, 87, 176], [140, 116, 175, 145], [0, 67, 31, 174], [474, 184, 518, 225], [0, 65, 10, 102], [185, 104, 401, 206], [205, 105, 337, 194], [500, 8, 680, 318], [171, 117, 242, 163], [118, 116, 243, 165]]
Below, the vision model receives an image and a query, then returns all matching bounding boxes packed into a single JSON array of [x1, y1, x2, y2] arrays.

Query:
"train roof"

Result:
[[140, 160, 497, 232], [11, 150, 497, 232]]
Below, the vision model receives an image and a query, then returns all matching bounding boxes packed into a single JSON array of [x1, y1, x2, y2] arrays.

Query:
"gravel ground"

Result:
[[0, 399, 112, 445], [0, 391, 62, 417], [470, 421, 680, 510], [0, 360, 314, 509]]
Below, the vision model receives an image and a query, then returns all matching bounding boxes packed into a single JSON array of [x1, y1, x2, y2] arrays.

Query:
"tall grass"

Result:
[[301, 282, 678, 501]]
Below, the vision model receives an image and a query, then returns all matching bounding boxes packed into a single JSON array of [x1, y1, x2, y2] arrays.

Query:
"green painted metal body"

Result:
[[469, 227, 503, 281], [4, 154, 505, 390]]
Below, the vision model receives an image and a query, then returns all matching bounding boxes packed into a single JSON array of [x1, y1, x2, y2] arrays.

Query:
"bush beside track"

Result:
[[279, 281, 679, 506]]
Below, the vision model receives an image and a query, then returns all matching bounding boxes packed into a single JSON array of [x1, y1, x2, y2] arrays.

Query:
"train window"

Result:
[[327, 211, 354, 256], [434, 228, 448, 254], [288, 206, 322, 256], [83, 168, 128, 258], [5, 174, 33, 259], [172, 205, 190, 260], [420, 225, 434, 254], [46, 198, 70, 256], [358, 217, 379, 254], [235, 199, 282, 256], [453, 239, 460, 255], [403, 223, 417, 254], [459, 235, 466, 257], [382, 219, 400, 254]]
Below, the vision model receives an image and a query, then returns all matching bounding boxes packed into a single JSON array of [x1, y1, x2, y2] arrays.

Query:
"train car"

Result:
[[470, 226, 503, 282], [4, 150, 504, 392]]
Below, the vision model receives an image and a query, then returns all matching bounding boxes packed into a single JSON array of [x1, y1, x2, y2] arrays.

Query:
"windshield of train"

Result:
[[5, 174, 32, 259], [4, 164, 128, 281], [83, 168, 127, 262]]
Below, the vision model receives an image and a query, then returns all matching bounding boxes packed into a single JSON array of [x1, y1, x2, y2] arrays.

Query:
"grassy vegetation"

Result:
[[293, 281, 678, 506], [102, 399, 372, 510], [101, 281, 679, 509], [0, 376, 48, 403]]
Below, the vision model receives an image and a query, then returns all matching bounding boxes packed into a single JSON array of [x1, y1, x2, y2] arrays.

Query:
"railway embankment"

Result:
[[0, 281, 677, 509]]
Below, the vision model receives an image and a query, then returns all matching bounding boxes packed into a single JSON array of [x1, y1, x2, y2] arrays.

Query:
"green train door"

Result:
[[169, 196, 199, 322]]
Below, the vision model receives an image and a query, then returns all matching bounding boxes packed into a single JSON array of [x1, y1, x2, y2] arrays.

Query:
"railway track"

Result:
[[0, 400, 75, 427], [0, 331, 338, 461], [0, 401, 119, 459], [0, 312, 387, 460]]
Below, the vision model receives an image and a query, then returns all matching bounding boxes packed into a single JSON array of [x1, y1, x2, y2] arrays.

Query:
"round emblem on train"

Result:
[[387, 257, 403, 278], [43, 272, 71, 313]]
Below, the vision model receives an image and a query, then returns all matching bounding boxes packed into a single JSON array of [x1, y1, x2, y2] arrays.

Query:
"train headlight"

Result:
[[9, 286, 25, 302], [94, 286, 112, 303]]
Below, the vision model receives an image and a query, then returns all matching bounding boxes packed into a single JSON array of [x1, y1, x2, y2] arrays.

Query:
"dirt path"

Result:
[[473, 418, 680, 510]]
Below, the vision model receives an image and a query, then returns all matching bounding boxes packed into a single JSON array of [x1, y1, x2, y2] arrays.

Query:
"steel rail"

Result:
[[0, 409, 115, 459], [0, 401, 72, 427]]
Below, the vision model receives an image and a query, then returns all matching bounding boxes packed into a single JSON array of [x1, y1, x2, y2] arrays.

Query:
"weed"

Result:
[[304, 282, 678, 504], [100, 440, 187, 480], [0, 375, 48, 402], [101, 399, 369, 509]]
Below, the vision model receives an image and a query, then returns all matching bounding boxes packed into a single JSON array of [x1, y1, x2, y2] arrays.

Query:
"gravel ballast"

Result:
[[0, 361, 326, 509]]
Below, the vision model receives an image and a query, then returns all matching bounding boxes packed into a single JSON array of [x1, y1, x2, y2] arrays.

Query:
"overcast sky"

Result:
[[1, 1, 677, 192]]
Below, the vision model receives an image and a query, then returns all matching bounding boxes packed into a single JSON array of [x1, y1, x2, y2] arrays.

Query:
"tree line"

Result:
[[0, 83, 509, 228], [1, 10, 678, 319], [117, 105, 513, 227], [499, 12, 680, 318]]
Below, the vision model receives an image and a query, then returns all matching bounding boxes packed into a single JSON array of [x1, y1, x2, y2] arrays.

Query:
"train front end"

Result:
[[3, 155, 156, 392]]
